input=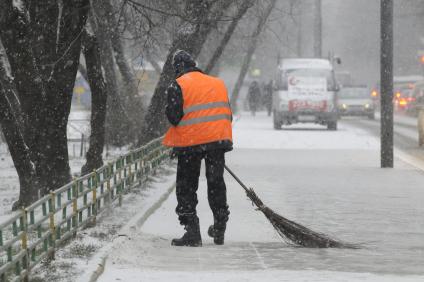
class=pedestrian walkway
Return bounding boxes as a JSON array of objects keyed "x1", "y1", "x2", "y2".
[{"x1": 94, "y1": 114, "x2": 424, "y2": 281}]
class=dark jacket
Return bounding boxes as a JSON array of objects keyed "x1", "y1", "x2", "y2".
[
  {"x1": 248, "y1": 83, "x2": 261, "y2": 107},
  {"x1": 263, "y1": 82, "x2": 273, "y2": 106},
  {"x1": 165, "y1": 67, "x2": 233, "y2": 155}
]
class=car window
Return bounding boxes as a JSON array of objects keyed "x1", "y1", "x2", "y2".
[{"x1": 339, "y1": 88, "x2": 370, "y2": 99}]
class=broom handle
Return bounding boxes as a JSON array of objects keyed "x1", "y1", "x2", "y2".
[{"x1": 224, "y1": 165, "x2": 249, "y2": 193}]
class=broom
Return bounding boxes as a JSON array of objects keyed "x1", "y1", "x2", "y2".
[{"x1": 225, "y1": 165, "x2": 356, "y2": 248}]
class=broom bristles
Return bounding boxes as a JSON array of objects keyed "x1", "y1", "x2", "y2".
[{"x1": 245, "y1": 188, "x2": 357, "y2": 249}]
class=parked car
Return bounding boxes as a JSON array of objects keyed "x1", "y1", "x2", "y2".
[
  {"x1": 337, "y1": 86, "x2": 375, "y2": 119},
  {"x1": 393, "y1": 75, "x2": 423, "y2": 112},
  {"x1": 405, "y1": 80, "x2": 424, "y2": 116}
]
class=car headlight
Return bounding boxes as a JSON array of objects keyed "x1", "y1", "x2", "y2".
[
  {"x1": 364, "y1": 103, "x2": 370, "y2": 109},
  {"x1": 342, "y1": 104, "x2": 347, "y2": 109}
]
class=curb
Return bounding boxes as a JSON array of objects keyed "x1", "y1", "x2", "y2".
[
  {"x1": 80, "y1": 182, "x2": 176, "y2": 282},
  {"x1": 88, "y1": 256, "x2": 107, "y2": 282},
  {"x1": 395, "y1": 148, "x2": 424, "y2": 172}
]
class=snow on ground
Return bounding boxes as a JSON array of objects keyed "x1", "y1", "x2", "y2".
[
  {"x1": 376, "y1": 111, "x2": 418, "y2": 128},
  {"x1": 67, "y1": 105, "x2": 90, "y2": 140},
  {"x1": 233, "y1": 113, "x2": 379, "y2": 150},
  {"x1": 353, "y1": 112, "x2": 418, "y2": 143},
  {"x1": 0, "y1": 106, "x2": 123, "y2": 219},
  {"x1": 31, "y1": 164, "x2": 177, "y2": 282},
  {"x1": 96, "y1": 112, "x2": 424, "y2": 282},
  {"x1": 98, "y1": 269, "x2": 424, "y2": 282}
]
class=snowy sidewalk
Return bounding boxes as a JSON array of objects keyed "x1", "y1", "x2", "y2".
[{"x1": 94, "y1": 113, "x2": 424, "y2": 282}]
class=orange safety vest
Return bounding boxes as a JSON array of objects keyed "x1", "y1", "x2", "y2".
[{"x1": 163, "y1": 71, "x2": 233, "y2": 148}]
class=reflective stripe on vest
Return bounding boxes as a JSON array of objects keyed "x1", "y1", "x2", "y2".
[
  {"x1": 178, "y1": 114, "x2": 232, "y2": 126},
  {"x1": 183, "y1": 101, "x2": 231, "y2": 114}
]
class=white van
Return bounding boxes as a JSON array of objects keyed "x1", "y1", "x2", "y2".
[{"x1": 273, "y1": 58, "x2": 339, "y2": 130}]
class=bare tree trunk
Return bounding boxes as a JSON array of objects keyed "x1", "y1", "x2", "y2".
[
  {"x1": 90, "y1": 1, "x2": 131, "y2": 146},
  {"x1": 230, "y1": 0, "x2": 277, "y2": 113},
  {"x1": 108, "y1": 23, "x2": 144, "y2": 144},
  {"x1": 38, "y1": 0, "x2": 90, "y2": 194},
  {"x1": 110, "y1": 33, "x2": 139, "y2": 99},
  {"x1": 81, "y1": 31, "x2": 107, "y2": 175},
  {"x1": 22, "y1": 0, "x2": 90, "y2": 193},
  {"x1": 0, "y1": 42, "x2": 25, "y2": 129},
  {"x1": 193, "y1": 0, "x2": 234, "y2": 57},
  {"x1": 0, "y1": 90, "x2": 38, "y2": 209},
  {"x1": 0, "y1": 0, "x2": 89, "y2": 206},
  {"x1": 0, "y1": 53, "x2": 38, "y2": 210},
  {"x1": 204, "y1": 0, "x2": 253, "y2": 74},
  {"x1": 0, "y1": 1, "x2": 48, "y2": 199},
  {"x1": 101, "y1": 0, "x2": 140, "y2": 101},
  {"x1": 94, "y1": 0, "x2": 148, "y2": 145}
]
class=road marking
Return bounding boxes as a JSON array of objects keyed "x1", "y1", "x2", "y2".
[{"x1": 249, "y1": 242, "x2": 267, "y2": 270}]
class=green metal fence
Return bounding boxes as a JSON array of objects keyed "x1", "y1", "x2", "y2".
[{"x1": 0, "y1": 138, "x2": 170, "y2": 282}]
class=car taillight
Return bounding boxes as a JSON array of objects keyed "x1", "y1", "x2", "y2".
[{"x1": 399, "y1": 99, "x2": 407, "y2": 106}]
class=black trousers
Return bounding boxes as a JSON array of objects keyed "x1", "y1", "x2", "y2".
[{"x1": 176, "y1": 149, "x2": 229, "y2": 226}]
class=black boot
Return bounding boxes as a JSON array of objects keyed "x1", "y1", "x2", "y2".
[
  {"x1": 172, "y1": 217, "x2": 202, "y2": 247},
  {"x1": 208, "y1": 223, "x2": 226, "y2": 245}
]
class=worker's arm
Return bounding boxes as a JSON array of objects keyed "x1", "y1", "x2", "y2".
[{"x1": 165, "y1": 81, "x2": 184, "y2": 126}]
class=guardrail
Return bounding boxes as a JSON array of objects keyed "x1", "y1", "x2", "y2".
[{"x1": 0, "y1": 137, "x2": 170, "y2": 282}]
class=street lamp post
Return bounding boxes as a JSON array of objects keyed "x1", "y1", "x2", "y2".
[
  {"x1": 380, "y1": 0, "x2": 394, "y2": 168},
  {"x1": 314, "y1": 0, "x2": 322, "y2": 58}
]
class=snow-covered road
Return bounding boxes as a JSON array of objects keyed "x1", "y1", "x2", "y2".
[{"x1": 96, "y1": 113, "x2": 424, "y2": 282}]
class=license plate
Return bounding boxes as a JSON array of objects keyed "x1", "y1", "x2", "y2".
[{"x1": 298, "y1": 115, "x2": 316, "y2": 121}]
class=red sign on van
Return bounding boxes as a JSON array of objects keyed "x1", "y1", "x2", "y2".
[{"x1": 289, "y1": 100, "x2": 327, "y2": 111}]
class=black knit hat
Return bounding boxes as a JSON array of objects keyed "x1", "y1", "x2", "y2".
[{"x1": 172, "y1": 50, "x2": 196, "y2": 70}]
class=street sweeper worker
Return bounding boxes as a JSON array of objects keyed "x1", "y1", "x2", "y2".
[{"x1": 163, "y1": 50, "x2": 233, "y2": 247}]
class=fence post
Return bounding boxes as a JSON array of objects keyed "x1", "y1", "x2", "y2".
[
  {"x1": 118, "y1": 158, "x2": 123, "y2": 207},
  {"x1": 123, "y1": 157, "x2": 127, "y2": 190},
  {"x1": 80, "y1": 134, "x2": 84, "y2": 157},
  {"x1": 72, "y1": 180, "x2": 78, "y2": 236},
  {"x1": 139, "y1": 158, "x2": 144, "y2": 186},
  {"x1": 48, "y1": 192, "x2": 56, "y2": 259},
  {"x1": 21, "y1": 209, "x2": 29, "y2": 282},
  {"x1": 128, "y1": 153, "x2": 133, "y2": 189},
  {"x1": 107, "y1": 163, "x2": 112, "y2": 204},
  {"x1": 92, "y1": 171, "x2": 98, "y2": 225}
]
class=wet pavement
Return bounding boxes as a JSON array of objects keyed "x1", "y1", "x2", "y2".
[{"x1": 98, "y1": 114, "x2": 424, "y2": 281}]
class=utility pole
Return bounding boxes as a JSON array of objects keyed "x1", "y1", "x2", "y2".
[
  {"x1": 297, "y1": 0, "x2": 303, "y2": 57},
  {"x1": 313, "y1": 0, "x2": 322, "y2": 58},
  {"x1": 380, "y1": 0, "x2": 394, "y2": 168}
]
